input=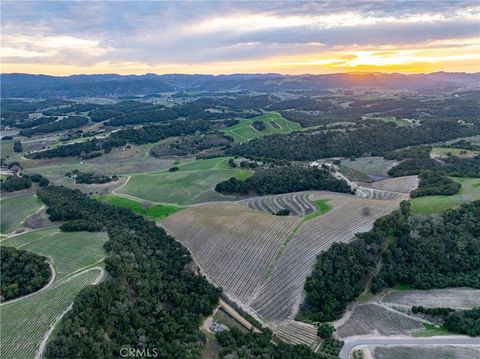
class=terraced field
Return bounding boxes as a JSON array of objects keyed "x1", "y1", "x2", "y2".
[
  {"x1": 0, "y1": 228, "x2": 107, "y2": 358},
  {"x1": 221, "y1": 113, "x2": 301, "y2": 143},
  {"x1": 380, "y1": 288, "x2": 480, "y2": 309},
  {"x1": 336, "y1": 304, "x2": 423, "y2": 338},
  {"x1": 162, "y1": 189, "x2": 406, "y2": 346},
  {"x1": 0, "y1": 193, "x2": 44, "y2": 234},
  {"x1": 243, "y1": 192, "x2": 317, "y2": 216}
]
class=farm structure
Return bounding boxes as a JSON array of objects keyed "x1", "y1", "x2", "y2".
[{"x1": 162, "y1": 188, "x2": 407, "y2": 347}]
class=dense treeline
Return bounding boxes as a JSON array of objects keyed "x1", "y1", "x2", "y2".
[
  {"x1": 279, "y1": 110, "x2": 342, "y2": 128},
  {"x1": 215, "y1": 166, "x2": 351, "y2": 196},
  {"x1": 0, "y1": 246, "x2": 51, "y2": 301},
  {"x1": 301, "y1": 201, "x2": 480, "y2": 322},
  {"x1": 150, "y1": 133, "x2": 231, "y2": 157},
  {"x1": 65, "y1": 170, "x2": 118, "y2": 184},
  {"x1": 14, "y1": 116, "x2": 58, "y2": 129},
  {"x1": 0, "y1": 173, "x2": 49, "y2": 192},
  {"x1": 19, "y1": 116, "x2": 89, "y2": 137},
  {"x1": 26, "y1": 120, "x2": 217, "y2": 160},
  {"x1": 412, "y1": 306, "x2": 480, "y2": 337},
  {"x1": 195, "y1": 94, "x2": 277, "y2": 110},
  {"x1": 372, "y1": 201, "x2": 480, "y2": 292},
  {"x1": 443, "y1": 308, "x2": 480, "y2": 336},
  {"x1": 216, "y1": 328, "x2": 342, "y2": 359},
  {"x1": 388, "y1": 154, "x2": 480, "y2": 178},
  {"x1": 228, "y1": 121, "x2": 477, "y2": 161},
  {"x1": 410, "y1": 171, "x2": 461, "y2": 198},
  {"x1": 299, "y1": 203, "x2": 409, "y2": 322},
  {"x1": 37, "y1": 186, "x2": 220, "y2": 358}
]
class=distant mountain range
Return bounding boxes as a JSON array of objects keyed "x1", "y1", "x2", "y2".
[{"x1": 1, "y1": 72, "x2": 479, "y2": 98}]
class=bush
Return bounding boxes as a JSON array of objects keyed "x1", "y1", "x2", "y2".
[{"x1": 317, "y1": 323, "x2": 334, "y2": 338}]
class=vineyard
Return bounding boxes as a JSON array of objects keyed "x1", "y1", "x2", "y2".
[
  {"x1": 373, "y1": 346, "x2": 480, "y2": 359},
  {"x1": 242, "y1": 192, "x2": 317, "y2": 216},
  {"x1": 162, "y1": 188, "x2": 406, "y2": 346},
  {"x1": 0, "y1": 269, "x2": 102, "y2": 359},
  {"x1": 0, "y1": 227, "x2": 107, "y2": 358},
  {"x1": 380, "y1": 288, "x2": 480, "y2": 309},
  {"x1": 336, "y1": 303, "x2": 423, "y2": 338},
  {"x1": 356, "y1": 175, "x2": 419, "y2": 194}
]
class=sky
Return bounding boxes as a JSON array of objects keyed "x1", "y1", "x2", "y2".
[{"x1": 1, "y1": 1, "x2": 479, "y2": 75}]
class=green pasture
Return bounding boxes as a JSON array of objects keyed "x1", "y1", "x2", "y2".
[
  {"x1": 116, "y1": 157, "x2": 251, "y2": 205},
  {"x1": 0, "y1": 193, "x2": 43, "y2": 234},
  {"x1": 431, "y1": 147, "x2": 478, "y2": 158},
  {"x1": 222, "y1": 112, "x2": 301, "y2": 143},
  {"x1": 92, "y1": 194, "x2": 182, "y2": 220},
  {"x1": 410, "y1": 177, "x2": 480, "y2": 215},
  {"x1": 304, "y1": 199, "x2": 332, "y2": 221}
]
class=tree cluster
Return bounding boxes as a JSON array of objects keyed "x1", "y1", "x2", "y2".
[
  {"x1": 410, "y1": 171, "x2": 461, "y2": 198},
  {"x1": 19, "y1": 116, "x2": 89, "y2": 137},
  {"x1": 0, "y1": 246, "x2": 51, "y2": 301},
  {"x1": 65, "y1": 170, "x2": 117, "y2": 184},
  {"x1": 215, "y1": 166, "x2": 351, "y2": 196},
  {"x1": 36, "y1": 186, "x2": 221, "y2": 358}
]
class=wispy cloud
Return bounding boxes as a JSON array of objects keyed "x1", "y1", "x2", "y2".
[{"x1": 1, "y1": 1, "x2": 479, "y2": 74}]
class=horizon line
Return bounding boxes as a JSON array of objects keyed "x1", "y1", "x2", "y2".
[{"x1": 2, "y1": 70, "x2": 480, "y2": 78}]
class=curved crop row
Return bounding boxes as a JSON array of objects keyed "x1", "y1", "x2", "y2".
[{"x1": 243, "y1": 192, "x2": 317, "y2": 216}]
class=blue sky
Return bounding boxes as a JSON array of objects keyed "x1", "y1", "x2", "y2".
[{"x1": 1, "y1": 1, "x2": 479, "y2": 74}]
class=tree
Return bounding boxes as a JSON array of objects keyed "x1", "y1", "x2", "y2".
[
  {"x1": 13, "y1": 141, "x2": 22, "y2": 153},
  {"x1": 317, "y1": 323, "x2": 334, "y2": 339}
]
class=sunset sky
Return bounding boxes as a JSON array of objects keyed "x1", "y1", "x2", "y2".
[{"x1": 1, "y1": 1, "x2": 479, "y2": 75}]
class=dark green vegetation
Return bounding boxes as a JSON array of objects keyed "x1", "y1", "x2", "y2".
[
  {"x1": 412, "y1": 306, "x2": 480, "y2": 337},
  {"x1": 300, "y1": 201, "x2": 480, "y2": 322},
  {"x1": 0, "y1": 246, "x2": 51, "y2": 302},
  {"x1": 14, "y1": 116, "x2": 58, "y2": 129},
  {"x1": 65, "y1": 170, "x2": 118, "y2": 184},
  {"x1": 386, "y1": 145, "x2": 480, "y2": 178},
  {"x1": 37, "y1": 186, "x2": 220, "y2": 358},
  {"x1": 252, "y1": 120, "x2": 266, "y2": 131},
  {"x1": 411, "y1": 171, "x2": 461, "y2": 198},
  {"x1": 19, "y1": 116, "x2": 89, "y2": 137},
  {"x1": 228, "y1": 121, "x2": 476, "y2": 161},
  {"x1": 317, "y1": 323, "x2": 334, "y2": 339},
  {"x1": 216, "y1": 328, "x2": 342, "y2": 359},
  {"x1": 27, "y1": 120, "x2": 217, "y2": 160},
  {"x1": 0, "y1": 173, "x2": 49, "y2": 192},
  {"x1": 92, "y1": 194, "x2": 182, "y2": 220},
  {"x1": 215, "y1": 166, "x2": 351, "y2": 196},
  {"x1": 150, "y1": 133, "x2": 232, "y2": 157},
  {"x1": 13, "y1": 140, "x2": 22, "y2": 153}
]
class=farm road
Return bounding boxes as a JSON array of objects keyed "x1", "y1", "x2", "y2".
[{"x1": 340, "y1": 336, "x2": 480, "y2": 359}]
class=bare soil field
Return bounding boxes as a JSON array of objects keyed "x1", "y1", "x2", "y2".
[
  {"x1": 337, "y1": 304, "x2": 424, "y2": 338},
  {"x1": 372, "y1": 345, "x2": 480, "y2": 359},
  {"x1": 379, "y1": 288, "x2": 480, "y2": 309},
  {"x1": 356, "y1": 175, "x2": 419, "y2": 194},
  {"x1": 162, "y1": 189, "x2": 406, "y2": 346}
]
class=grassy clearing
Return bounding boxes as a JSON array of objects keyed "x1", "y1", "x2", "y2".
[
  {"x1": 116, "y1": 157, "x2": 251, "y2": 205},
  {"x1": 363, "y1": 116, "x2": 413, "y2": 127},
  {"x1": 431, "y1": 147, "x2": 478, "y2": 158},
  {"x1": 340, "y1": 157, "x2": 397, "y2": 181},
  {"x1": 1, "y1": 227, "x2": 108, "y2": 279},
  {"x1": 410, "y1": 177, "x2": 480, "y2": 215},
  {"x1": 222, "y1": 112, "x2": 301, "y2": 143},
  {"x1": 303, "y1": 199, "x2": 332, "y2": 221},
  {"x1": 1, "y1": 139, "x2": 15, "y2": 157},
  {"x1": 92, "y1": 194, "x2": 182, "y2": 220},
  {"x1": 0, "y1": 193, "x2": 43, "y2": 234},
  {"x1": 412, "y1": 322, "x2": 452, "y2": 337}
]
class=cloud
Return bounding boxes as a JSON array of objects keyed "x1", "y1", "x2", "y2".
[{"x1": 1, "y1": 1, "x2": 479, "y2": 74}]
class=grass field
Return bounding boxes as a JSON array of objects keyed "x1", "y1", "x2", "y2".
[
  {"x1": 222, "y1": 113, "x2": 301, "y2": 143},
  {"x1": 92, "y1": 194, "x2": 182, "y2": 220},
  {"x1": 363, "y1": 116, "x2": 413, "y2": 127},
  {"x1": 303, "y1": 199, "x2": 331, "y2": 221},
  {"x1": 1, "y1": 227, "x2": 108, "y2": 279},
  {"x1": 431, "y1": 147, "x2": 478, "y2": 158},
  {"x1": 0, "y1": 227, "x2": 107, "y2": 358},
  {"x1": 0, "y1": 193, "x2": 43, "y2": 234},
  {"x1": 116, "y1": 157, "x2": 251, "y2": 205},
  {"x1": 1, "y1": 139, "x2": 15, "y2": 157},
  {"x1": 410, "y1": 177, "x2": 480, "y2": 215}
]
